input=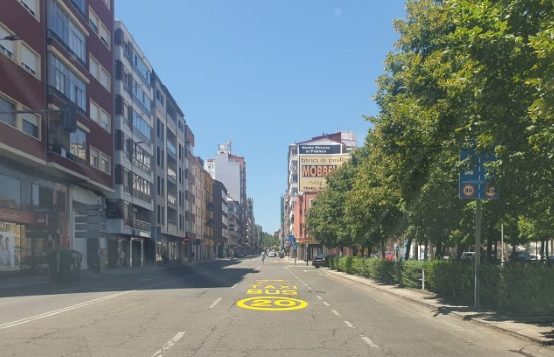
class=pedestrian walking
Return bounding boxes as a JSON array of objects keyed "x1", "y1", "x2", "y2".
[{"x1": 261, "y1": 251, "x2": 266, "y2": 264}]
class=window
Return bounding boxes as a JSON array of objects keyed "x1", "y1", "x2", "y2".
[
  {"x1": 133, "y1": 54, "x2": 150, "y2": 85},
  {"x1": 89, "y1": 7, "x2": 111, "y2": 47},
  {"x1": 88, "y1": 8, "x2": 99, "y2": 33},
  {"x1": 90, "y1": 146, "x2": 99, "y2": 168},
  {"x1": 0, "y1": 94, "x2": 41, "y2": 139},
  {"x1": 0, "y1": 96, "x2": 16, "y2": 126},
  {"x1": 89, "y1": 100, "x2": 111, "y2": 132},
  {"x1": 0, "y1": 25, "x2": 15, "y2": 59},
  {"x1": 48, "y1": 53, "x2": 86, "y2": 110},
  {"x1": 89, "y1": 55, "x2": 111, "y2": 92},
  {"x1": 0, "y1": 174, "x2": 21, "y2": 209},
  {"x1": 132, "y1": 112, "x2": 151, "y2": 140},
  {"x1": 101, "y1": 0, "x2": 110, "y2": 10},
  {"x1": 19, "y1": 0, "x2": 39, "y2": 18},
  {"x1": 47, "y1": 0, "x2": 86, "y2": 61},
  {"x1": 157, "y1": 176, "x2": 161, "y2": 195},
  {"x1": 21, "y1": 115, "x2": 39, "y2": 138},
  {"x1": 0, "y1": 24, "x2": 41, "y2": 80},
  {"x1": 100, "y1": 153, "x2": 110, "y2": 174},
  {"x1": 19, "y1": 43, "x2": 39, "y2": 77},
  {"x1": 69, "y1": 0, "x2": 85, "y2": 13},
  {"x1": 70, "y1": 128, "x2": 87, "y2": 161}
]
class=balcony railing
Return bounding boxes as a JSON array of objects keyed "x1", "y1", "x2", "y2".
[
  {"x1": 132, "y1": 190, "x2": 152, "y2": 203},
  {"x1": 133, "y1": 219, "x2": 151, "y2": 232}
]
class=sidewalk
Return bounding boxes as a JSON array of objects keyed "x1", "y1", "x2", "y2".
[{"x1": 324, "y1": 268, "x2": 554, "y2": 346}]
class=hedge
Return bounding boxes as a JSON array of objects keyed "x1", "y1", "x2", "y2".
[{"x1": 328, "y1": 256, "x2": 554, "y2": 314}]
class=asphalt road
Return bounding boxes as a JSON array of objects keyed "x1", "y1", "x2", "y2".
[{"x1": 0, "y1": 258, "x2": 552, "y2": 357}]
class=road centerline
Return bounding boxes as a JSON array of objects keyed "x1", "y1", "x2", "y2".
[
  {"x1": 209, "y1": 298, "x2": 222, "y2": 309},
  {"x1": 151, "y1": 331, "x2": 185, "y2": 357}
]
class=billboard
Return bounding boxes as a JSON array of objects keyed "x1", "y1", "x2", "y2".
[{"x1": 298, "y1": 154, "x2": 350, "y2": 192}]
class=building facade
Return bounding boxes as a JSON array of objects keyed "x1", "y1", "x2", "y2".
[
  {"x1": 106, "y1": 20, "x2": 153, "y2": 268},
  {"x1": 151, "y1": 72, "x2": 188, "y2": 263},
  {"x1": 283, "y1": 132, "x2": 356, "y2": 258},
  {"x1": 0, "y1": 0, "x2": 116, "y2": 272},
  {"x1": 204, "y1": 142, "x2": 248, "y2": 255}
]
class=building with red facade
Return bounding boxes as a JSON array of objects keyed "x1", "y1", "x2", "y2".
[{"x1": 0, "y1": 0, "x2": 114, "y2": 273}]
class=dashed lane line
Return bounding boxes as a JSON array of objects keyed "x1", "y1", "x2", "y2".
[
  {"x1": 209, "y1": 298, "x2": 222, "y2": 309},
  {"x1": 322, "y1": 301, "x2": 330, "y2": 307},
  {"x1": 231, "y1": 283, "x2": 238, "y2": 289},
  {"x1": 344, "y1": 320, "x2": 355, "y2": 328},
  {"x1": 151, "y1": 331, "x2": 185, "y2": 357},
  {"x1": 316, "y1": 296, "x2": 323, "y2": 300},
  {"x1": 331, "y1": 309, "x2": 341, "y2": 317},
  {"x1": 360, "y1": 335, "x2": 380, "y2": 349}
]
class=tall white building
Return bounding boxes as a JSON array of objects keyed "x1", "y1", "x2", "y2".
[
  {"x1": 106, "y1": 21, "x2": 154, "y2": 268},
  {"x1": 204, "y1": 143, "x2": 248, "y2": 253}
]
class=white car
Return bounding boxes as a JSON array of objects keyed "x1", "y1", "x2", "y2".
[{"x1": 268, "y1": 251, "x2": 277, "y2": 257}]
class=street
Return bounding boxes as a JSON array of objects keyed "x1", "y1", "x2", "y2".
[{"x1": 0, "y1": 258, "x2": 552, "y2": 357}]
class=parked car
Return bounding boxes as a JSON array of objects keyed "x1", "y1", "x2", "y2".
[
  {"x1": 460, "y1": 252, "x2": 476, "y2": 261},
  {"x1": 510, "y1": 251, "x2": 532, "y2": 262},
  {"x1": 268, "y1": 251, "x2": 277, "y2": 257},
  {"x1": 312, "y1": 254, "x2": 330, "y2": 268}
]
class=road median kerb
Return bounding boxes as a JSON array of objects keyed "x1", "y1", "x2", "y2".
[{"x1": 323, "y1": 268, "x2": 551, "y2": 346}]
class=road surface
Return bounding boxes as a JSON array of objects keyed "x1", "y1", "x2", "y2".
[{"x1": 0, "y1": 258, "x2": 552, "y2": 356}]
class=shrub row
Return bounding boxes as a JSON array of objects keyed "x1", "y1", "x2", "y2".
[{"x1": 328, "y1": 256, "x2": 554, "y2": 314}]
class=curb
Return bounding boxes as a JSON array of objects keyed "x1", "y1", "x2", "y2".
[{"x1": 323, "y1": 268, "x2": 549, "y2": 346}]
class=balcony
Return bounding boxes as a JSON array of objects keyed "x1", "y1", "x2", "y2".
[
  {"x1": 133, "y1": 219, "x2": 151, "y2": 232},
  {"x1": 132, "y1": 190, "x2": 152, "y2": 203}
]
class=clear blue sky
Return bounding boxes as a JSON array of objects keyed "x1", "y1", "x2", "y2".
[{"x1": 116, "y1": 0, "x2": 406, "y2": 234}]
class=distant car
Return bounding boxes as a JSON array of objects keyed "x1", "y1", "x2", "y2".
[
  {"x1": 460, "y1": 252, "x2": 476, "y2": 261},
  {"x1": 511, "y1": 251, "x2": 532, "y2": 262},
  {"x1": 312, "y1": 254, "x2": 330, "y2": 268},
  {"x1": 268, "y1": 251, "x2": 277, "y2": 257},
  {"x1": 546, "y1": 256, "x2": 554, "y2": 264}
]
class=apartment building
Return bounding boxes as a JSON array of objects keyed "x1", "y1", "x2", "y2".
[
  {"x1": 204, "y1": 142, "x2": 247, "y2": 255},
  {"x1": 105, "y1": 20, "x2": 154, "y2": 268},
  {"x1": 151, "y1": 72, "x2": 188, "y2": 263},
  {"x1": 283, "y1": 132, "x2": 356, "y2": 258},
  {"x1": 212, "y1": 180, "x2": 228, "y2": 258},
  {"x1": 0, "y1": 0, "x2": 115, "y2": 272}
]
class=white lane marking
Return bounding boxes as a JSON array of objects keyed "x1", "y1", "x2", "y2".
[
  {"x1": 0, "y1": 290, "x2": 136, "y2": 330},
  {"x1": 344, "y1": 320, "x2": 355, "y2": 328},
  {"x1": 322, "y1": 301, "x2": 330, "y2": 307},
  {"x1": 316, "y1": 296, "x2": 323, "y2": 300},
  {"x1": 331, "y1": 309, "x2": 341, "y2": 317},
  {"x1": 307, "y1": 287, "x2": 312, "y2": 291},
  {"x1": 209, "y1": 298, "x2": 222, "y2": 309},
  {"x1": 360, "y1": 335, "x2": 379, "y2": 349},
  {"x1": 231, "y1": 283, "x2": 238, "y2": 289},
  {"x1": 151, "y1": 331, "x2": 185, "y2": 357}
]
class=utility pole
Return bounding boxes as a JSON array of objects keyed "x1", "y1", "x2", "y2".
[
  {"x1": 474, "y1": 200, "x2": 482, "y2": 310},
  {"x1": 500, "y1": 223, "x2": 504, "y2": 266}
]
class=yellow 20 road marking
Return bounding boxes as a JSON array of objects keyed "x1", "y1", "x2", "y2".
[{"x1": 236, "y1": 296, "x2": 308, "y2": 311}]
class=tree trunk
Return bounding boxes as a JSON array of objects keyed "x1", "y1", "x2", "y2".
[
  {"x1": 512, "y1": 243, "x2": 516, "y2": 257},
  {"x1": 486, "y1": 240, "x2": 492, "y2": 259},
  {"x1": 405, "y1": 237, "x2": 413, "y2": 260},
  {"x1": 436, "y1": 237, "x2": 443, "y2": 260},
  {"x1": 380, "y1": 240, "x2": 385, "y2": 259},
  {"x1": 540, "y1": 239, "x2": 545, "y2": 260},
  {"x1": 424, "y1": 241, "x2": 428, "y2": 260},
  {"x1": 493, "y1": 241, "x2": 498, "y2": 259},
  {"x1": 546, "y1": 239, "x2": 549, "y2": 258}
]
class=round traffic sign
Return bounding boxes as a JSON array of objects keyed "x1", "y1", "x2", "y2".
[
  {"x1": 485, "y1": 185, "x2": 496, "y2": 198},
  {"x1": 462, "y1": 184, "x2": 476, "y2": 197}
]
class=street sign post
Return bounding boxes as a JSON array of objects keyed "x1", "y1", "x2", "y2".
[{"x1": 459, "y1": 148, "x2": 498, "y2": 310}]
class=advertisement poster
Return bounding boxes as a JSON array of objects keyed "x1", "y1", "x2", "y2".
[
  {"x1": 298, "y1": 154, "x2": 350, "y2": 192},
  {"x1": 0, "y1": 231, "x2": 17, "y2": 271}
]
